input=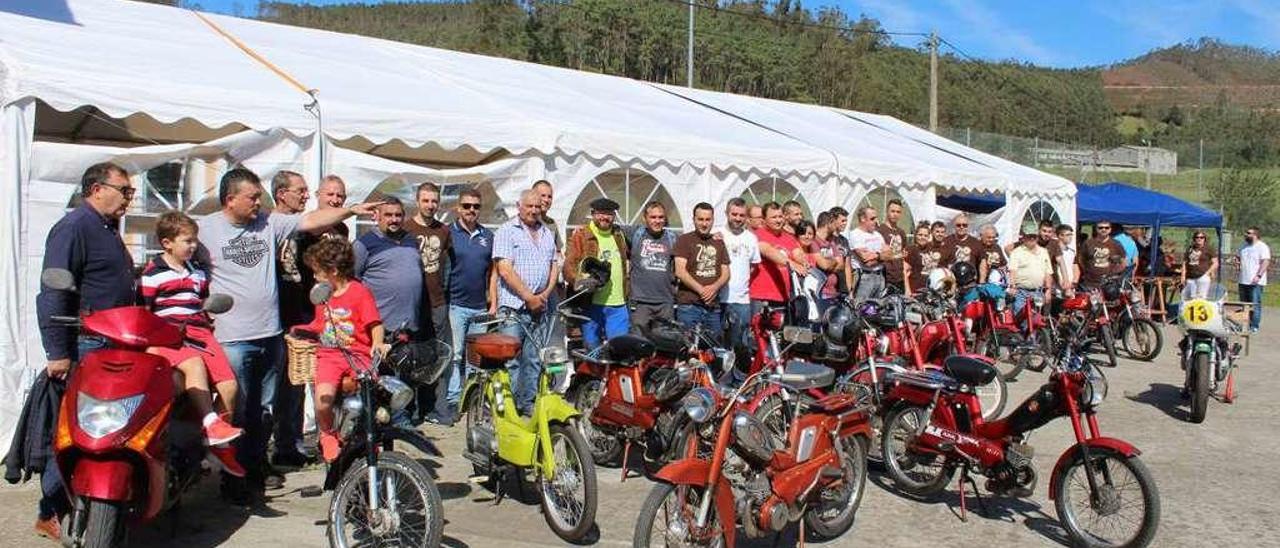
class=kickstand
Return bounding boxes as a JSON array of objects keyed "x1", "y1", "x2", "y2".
[
  {"x1": 620, "y1": 440, "x2": 632, "y2": 483},
  {"x1": 956, "y1": 465, "x2": 987, "y2": 522}
]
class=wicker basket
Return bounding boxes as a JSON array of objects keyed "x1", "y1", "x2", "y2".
[{"x1": 286, "y1": 336, "x2": 317, "y2": 386}]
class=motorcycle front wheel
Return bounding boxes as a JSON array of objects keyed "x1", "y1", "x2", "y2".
[
  {"x1": 538, "y1": 423, "x2": 598, "y2": 542},
  {"x1": 633, "y1": 482, "x2": 727, "y2": 548},
  {"x1": 803, "y1": 436, "x2": 868, "y2": 540},
  {"x1": 1051, "y1": 447, "x2": 1160, "y2": 548},
  {"x1": 328, "y1": 450, "x2": 444, "y2": 548},
  {"x1": 974, "y1": 373, "x2": 1008, "y2": 421},
  {"x1": 1189, "y1": 353, "x2": 1211, "y2": 424},
  {"x1": 80, "y1": 499, "x2": 125, "y2": 548},
  {"x1": 566, "y1": 379, "x2": 624, "y2": 465},
  {"x1": 881, "y1": 405, "x2": 955, "y2": 497},
  {"x1": 1121, "y1": 319, "x2": 1163, "y2": 361}
]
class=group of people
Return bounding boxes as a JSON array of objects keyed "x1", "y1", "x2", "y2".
[{"x1": 18, "y1": 161, "x2": 1273, "y2": 542}]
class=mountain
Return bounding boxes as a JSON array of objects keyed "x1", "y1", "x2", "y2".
[{"x1": 1103, "y1": 38, "x2": 1280, "y2": 113}]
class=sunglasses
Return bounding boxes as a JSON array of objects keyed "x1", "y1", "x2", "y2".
[
  {"x1": 955, "y1": 223, "x2": 969, "y2": 228},
  {"x1": 1194, "y1": 235, "x2": 1206, "y2": 239},
  {"x1": 98, "y1": 182, "x2": 136, "y2": 199},
  {"x1": 459, "y1": 203, "x2": 481, "y2": 210}
]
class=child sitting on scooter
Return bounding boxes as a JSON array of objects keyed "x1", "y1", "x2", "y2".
[
  {"x1": 289, "y1": 237, "x2": 387, "y2": 462},
  {"x1": 140, "y1": 212, "x2": 244, "y2": 477}
]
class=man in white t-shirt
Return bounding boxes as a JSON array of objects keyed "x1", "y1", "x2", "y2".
[
  {"x1": 715, "y1": 198, "x2": 760, "y2": 376},
  {"x1": 849, "y1": 206, "x2": 887, "y2": 303},
  {"x1": 1237, "y1": 226, "x2": 1271, "y2": 332}
]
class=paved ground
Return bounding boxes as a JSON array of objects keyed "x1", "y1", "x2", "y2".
[{"x1": 4, "y1": 316, "x2": 1280, "y2": 548}]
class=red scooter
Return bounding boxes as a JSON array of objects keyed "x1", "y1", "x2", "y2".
[
  {"x1": 43, "y1": 269, "x2": 233, "y2": 548},
  {"x1": 879, "y1": 319, "x2": 1161, "y2": 547},
  {"x1": 633, "y1": 361, "x2": 871, "y2": 547},
  {"x1": 961, "y1": 284, "x2": 1053, "y2": 381}
]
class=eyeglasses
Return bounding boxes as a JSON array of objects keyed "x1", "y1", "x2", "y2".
[
  {"x1": 955, "y1": 223, "x2": 969, "y2": 228},
  {"x1": 459, "y1": 203, "x2": 481, "y2": 210},
  {"x1": 98, "y1": 182, "x2": 136, "y2": 199}
]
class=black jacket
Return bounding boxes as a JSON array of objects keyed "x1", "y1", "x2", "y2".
[{"x1": 4, "y1": 375, "x2": 65, "y2": 484}]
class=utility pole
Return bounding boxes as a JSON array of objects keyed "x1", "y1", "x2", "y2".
[
  {"x1": 686, "y1": 0, "x2": 695, "y2": 88},
  {"x1": 1197, "y1": 138, "x2": 1204, "y2": 200},
  {"x1": 929, "y1": 31, "x2": 939, "y2": 132}
]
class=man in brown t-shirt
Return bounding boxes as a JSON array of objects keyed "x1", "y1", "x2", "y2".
[
  {"x1": 674, "y1": 203, "x2": 730, "y2": 345},
  {"x1": 878, "y1": 199, "x2": 909, "y2": 294},
  {"x1": 1077, "y1": 221, "x2": 1125, "y2": 288},
  {"x1": 404, "y1": 181, "x2": 454, "y2": 424},
  {"x1": 978, "y1": 224, "x2": 1008, "y2": 284},
  {"x1": 945, "y1": 213, "x2": 983, "y2": 270}
]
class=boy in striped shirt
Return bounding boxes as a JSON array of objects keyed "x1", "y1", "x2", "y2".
[{"x1": 140, "y1": 212, "x2": 244, "y2": 477}]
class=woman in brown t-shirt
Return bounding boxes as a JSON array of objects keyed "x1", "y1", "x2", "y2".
[{"x1": 1181, "y1": 231, "x2": 1219, "y2": 299}]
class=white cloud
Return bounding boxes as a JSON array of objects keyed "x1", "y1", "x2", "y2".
[
  {"x1": 854, "y1": 0, "x2": 925, "y2": 32},
  {"x1": 1229, "y1": 0, "x2": 1280, "y2": 46},
  {"x1": 939, "y1": 0, "x2": 1058, "y2": 64}
]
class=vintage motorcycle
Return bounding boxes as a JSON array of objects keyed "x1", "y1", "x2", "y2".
[
  {"x1": 461, "y1": 299, "x2": 598, "y2": 542},
  {"x1": 634, "y1": 360, "x2": 871, "y2": 547},
  {"x1": 296, "y1": 283, "x2": 446, "y2": 548},
  {"x1": 1175, "y1": 283, "x2": 1242, "y2": 423},
  {"x1": 962, "y1": 283, "x2": 1054, "y2": 381},
  {"x1": 42, "y1": 269, "x2": 235, "y2": 548},
  {"x1": 1102, "y1": 276, "x2": 1164, "y2": 362},
  {"x1": 879, "y1": 316, "x2": 1161, "y2": 547}
]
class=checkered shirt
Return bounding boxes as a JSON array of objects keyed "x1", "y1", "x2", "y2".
[{"x1": 493, "y1": 217, "x2": 557, "y2": 310}]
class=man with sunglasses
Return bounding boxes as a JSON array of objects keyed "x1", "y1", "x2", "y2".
[
  {"x1": 33, "y1": 162, "x2": 137, "y2": 540},
  {"x1": 849, "y1": 206, "x2": 887, "y2": 303},
  {"x1": 945, "y1": 213, "x2": 983, "y2": 270},
  {"x1": 1077, "y1": 221, "x2": 1125, "y2": 290},
  {"x1": 1236, "y1": 226, "x2": 1270, "y2": 332},
  {"x1": 441, "y1": 188, "x2": 495, "y2": 422}
]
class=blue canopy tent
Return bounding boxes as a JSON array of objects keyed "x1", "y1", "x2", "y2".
[{"x1": 1075, "y1": 182, "x2": 1224, "y2": 277}]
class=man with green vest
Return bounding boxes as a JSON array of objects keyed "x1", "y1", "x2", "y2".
[{"x1": 565, "y1": 197, "x2": 630, "y2": 348}]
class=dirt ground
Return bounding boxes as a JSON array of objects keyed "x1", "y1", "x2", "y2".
[{"x1": 2, "y1": 317, "x2": 1279, "y2": 547}]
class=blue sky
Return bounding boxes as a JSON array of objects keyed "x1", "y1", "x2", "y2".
[{"x1": 191, "y1": 0, "x2": 1280, "y2": 68}]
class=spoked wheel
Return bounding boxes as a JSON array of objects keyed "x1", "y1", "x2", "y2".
[
  {"x1": 464, "y1": 380, "x2": 498, "y2": 484},
  {"x1": 567, "y1": 379, "x2": 623, "y2": 465},
  {"x1": 1095, "y1": 323, "x2": 1120, "y2": 368},
  {"x1": 802, "y1": 436, "x2": 868, "y2": 540},
  {"x1": 751, "y1": 392, "x2": 791, "y2": 449},
  {"x1": 80, "y1": 499, "x2": 124, "y2": 548},
  {"x1": 538, "y1": 423, "x2": 598, "y2": 542},
  {"x1": 976, "y1": 331, "x2": 1025, "y2": 381},
  {"x1": 1121, "y1": 319, "x2": 1163, "y2": 361},
  {"x1": 328, "y1": 451, "x2": 444, "y2": 548},
  {"x1": 633, "y1": 482, "x2": 726, "y2": 547},
  {"x1": 1051, "y1": 447, "x2": 1160, "y2": 548},
  {"x1": 880, "y1": 405, "x2": 955, "y2": 497},
  {"x1": 1189, "y1": 354, "x2": 1211, "y2": 424},
  {"x1": 840, "y1": 365, "x2": 897, "y2": 467},
  {"x1": 974, "y1": 374, "x2": 1008, "y2": 421}
]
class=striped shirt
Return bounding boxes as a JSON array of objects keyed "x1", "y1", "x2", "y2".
[
  {"x1": 140, "y1": 255, "x2": 211, "y2": 327},
  {"x1": 493, "y1": 217, "x2": 556, "y2": 310}
]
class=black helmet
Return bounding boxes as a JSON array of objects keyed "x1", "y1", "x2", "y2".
[
  {"x1": 951, "y1": 261, "x2": 977, "y2": 287},
  {"x1": 821, "y1": 302, "x2": 860, "y2": 345}
]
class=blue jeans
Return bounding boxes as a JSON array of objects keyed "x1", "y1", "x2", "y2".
[
  {"x1": 1239, "y1": 284, "x2": 1265, "y2": 330},
  {"x1": 446, "y1": 304, "x2": 487, "y2": 407},
  {"x1": 222, "y1": 336, "x2": 283, "y2": 483},
  {"x1": 721, "y1": 303, "x2": 752, "y2": 375},
  {"x1": 582, "y1": 304, "x2": 630, "y2": 349},
  {"x1": 1011, "y1": 288, "x2": 1043, "y2": 331},
  {"x1": 39, "y1": 336, "x2": 107, "y2": 519},
  {"x1": 499, "y1": 307, "x2": 551, "y2": 413},
  {"x1": 676, "y1": 304, "x2": 722, "y2": 346}
]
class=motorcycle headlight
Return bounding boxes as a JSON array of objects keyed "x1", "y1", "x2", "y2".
[
  {"x1": 1081, "y1": 372, "x2": 1108, "y2": 408},
  {"x1": 77, "y1": 393, "x2": 144, "y2": 439},
  {"x1": 377, "y1": 376, "x2": 414, "y2": 411},
  {"x1": 681, "y1": 387, "x2": 716, "y2": 423},
  {"x1": 711, "y1": 348, "x2": 735, "y2": 374},
  {"x1": 539, "y1": 346, "x2": 568, "y2": 365}
]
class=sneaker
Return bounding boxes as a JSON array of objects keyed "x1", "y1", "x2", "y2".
[
  {"x1": 208, "y1": 445, "x2": 247, "y2": 478},
  {"x1": 204, "y1": 417, "x2": 243, "y2": 446},
  {"x1": 320, "y1": 431, "x2": 342, "y2": 463},
  {"x1": 263, "y1": 465, "x2": 285, "y2": 491},
  {"x1": 34, "y1": 515, "x2": 60, "y2": 541}
]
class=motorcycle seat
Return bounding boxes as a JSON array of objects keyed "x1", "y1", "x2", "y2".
[
  {"x1": 599, "y1": 334, "x2": 656, "y2": 365},
  {"x1": 942, "y1": 354, "x2": 999, "y2": 387},
  {"x1": 777, "y1": 360, "x2": 835, "y2": 390},
  {"x1": 465, "y1": 333, "x2": 521, "y2": 369}
]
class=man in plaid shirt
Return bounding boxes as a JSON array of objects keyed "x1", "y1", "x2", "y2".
[{"x1": 492, "y1": 189, "x2": 559, "y2": 413}]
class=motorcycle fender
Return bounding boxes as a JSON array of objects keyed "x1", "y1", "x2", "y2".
[
  {"x1": 69, "y1": 458, "x2": 134, "y2": 502},
  {"x1": 384, "y1": 427, "x2": 443, "y2": 457},
  {"x1": 1048, "y1": 438, "x2": 1141, "y2": 500},
  {"x1": 534, "y1": 394, "x2": 581, "y2": 478},
  {"x1": 654, "y1": 459, "x2": 738, "y2": 548}
]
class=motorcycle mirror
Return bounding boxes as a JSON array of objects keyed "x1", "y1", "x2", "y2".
[
  {"x1": 203, "y1": 293, "x2": 234, "y2": 314},
  {"x1": 41, "y1": 268, "x2": 77, "y2": 292},
  {"x1": 310, "y1": 282, "x2": 334, "y2": 305}
]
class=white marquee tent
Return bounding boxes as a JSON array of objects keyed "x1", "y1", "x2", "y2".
[{"x1": 0, "y1": 0, "x2": 1075, "y2": 445}]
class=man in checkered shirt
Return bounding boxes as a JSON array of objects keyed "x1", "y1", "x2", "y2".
[{"x1": 492, "y1": 188, "x2": 560, "y2": 413}]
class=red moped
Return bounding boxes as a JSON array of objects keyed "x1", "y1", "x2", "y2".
[{"x1": 43, "y1": 269, "x2": 233, "y2": 548}]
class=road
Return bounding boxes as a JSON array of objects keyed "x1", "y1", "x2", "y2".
[{"x1": 3, "y1": 318, "x2": 1279, "y2": 547}]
